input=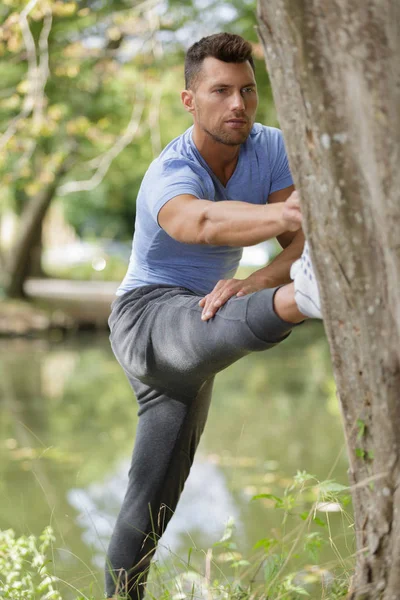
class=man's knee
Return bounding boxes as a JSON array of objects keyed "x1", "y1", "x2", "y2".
[{"x1": 245, "y1": 289, "x2": 294, "y2": 346}]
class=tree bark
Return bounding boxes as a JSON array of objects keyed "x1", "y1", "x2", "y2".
[
  {"x1": 256, "y1": 1, "x2": 400, "y2": 598},
  {"x1": 6, "y1": 158, "x2": 73, "y2": 298},
  {"x1": 28, "y1": 221, "x2": 45, "y2": 278}
]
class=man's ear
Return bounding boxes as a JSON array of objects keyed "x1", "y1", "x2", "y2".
[{"x1": 181, "y1": 89, "x2": 195, "y2": 114}]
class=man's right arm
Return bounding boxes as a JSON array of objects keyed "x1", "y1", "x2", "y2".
[{"x1": 158, "y1": 192, "x2": 302, "y2": 247}]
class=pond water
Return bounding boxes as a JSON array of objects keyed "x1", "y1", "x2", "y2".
[{"x1": 0, "y1": 322, "x2": 353, "y2": 599}]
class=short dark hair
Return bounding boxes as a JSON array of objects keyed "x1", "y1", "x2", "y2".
[{"x1": 185, "y1": 32, "x2": 255, "y2": 90}]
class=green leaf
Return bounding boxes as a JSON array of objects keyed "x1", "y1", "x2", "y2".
[
  {"x1": 355, "y1": 448, "x2": 366, "y2": 458},
  {"x1": 356, "y1": 419, "x2": 366, "y2": 439},
  {"x1": 253, "y1": 537, "x2": 277, "y2": 552},
  {"x1": 319, "y1": 480, "x2": 349, "y2": 498},
  {"x1": 215, "y1": 516, "x2": 236, "y2": 544},
  {"x1": 304, "y1": 532, "x2": 324, "y2": 562},
  {"x1": 341, "y1": 494, "x2": 352, "y2": 506},
  {"x1": 295, "y1": 587, "x2": 311, "y2": 596},
  {"x1": 294, "y1": 470, "x2": 316, "y2": 485},
  {"x1": 313, "y1": 516, "x2": 327, "y2": 528},
  {"x1": 264, "y1": 554, "x2": 280, "y2": 583},
  {"x1": 251, "y1": 493, "x2": 284, "y2": 508},
  {"x1": 231, "y1": 559, "x2": 251, "y2": 568}
]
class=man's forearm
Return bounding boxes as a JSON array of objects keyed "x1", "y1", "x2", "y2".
[
  {"x1": 159, "y1": 191, "x2": 302, "y2": 246},
  {"x1": 200, "y1": 200, "x2": 290, "y2": 246},
  {"x1": 249, "y1": 230, "x2": 305, "y2": 287}
]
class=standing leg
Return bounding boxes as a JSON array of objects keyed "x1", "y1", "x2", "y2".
[{"x1": 105, "y1": 376, "x2": 214, "y2": 600}]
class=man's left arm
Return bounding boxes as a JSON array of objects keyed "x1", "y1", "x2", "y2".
[{"x1": 199, "y1": 185, "x2": 304, "y2": 320}]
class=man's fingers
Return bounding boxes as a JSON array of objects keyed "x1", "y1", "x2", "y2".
[
  {"x1": 201, "y1": 279, "x2": 247, "y2": 320},
  {"x1": 201, "y1": 292, "x2": 217, "y2": 320},
  {"x1": 287, "y1": 190, "x2": 300, "y2": 208},
  {"x1": 236, "y1": 288, "x2": 249, "y2": 297},
  {"x1": 282, "y1": 205, "x2": 302, "y2": 231},
  {"x1": 213, "y1": 287, "x2": 237, "y2": 307},
  {"x1": 201, "y1": 284, "x2": 232, "y2": 320},
  {"x1": 201, "y1": 299, "x2": 217, "y2": 320}
]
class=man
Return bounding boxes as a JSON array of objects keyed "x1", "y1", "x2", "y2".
[{"x1": 106, "y1": 32, "x2": 322, "y2": 600}]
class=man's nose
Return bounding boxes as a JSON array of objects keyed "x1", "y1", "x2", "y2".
[{"x1": 230, "y1": 91, "x2": 245, "y2": 112}]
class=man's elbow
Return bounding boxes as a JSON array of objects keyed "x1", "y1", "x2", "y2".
[
  {"x1": 276, "y1": 228, "x2": 304, "y2": 249},
  {"x1": 167, "y1": 206, "x2": 211, "y2": 245},
  {"x1": 196, "y1": 204, "x2": 217, "y2": 245}
]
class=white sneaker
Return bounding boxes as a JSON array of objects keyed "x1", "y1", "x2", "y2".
[{"x1": 290, "y1": 242, "x2": 322, "y2": 319}]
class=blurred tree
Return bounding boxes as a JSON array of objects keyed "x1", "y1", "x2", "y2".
[
  {"x1": 1, "y1": 0, "x2": 157, "y2": 295},
  {"x1": 0, "y1": 0, "x2": 276, "y2": 297}
]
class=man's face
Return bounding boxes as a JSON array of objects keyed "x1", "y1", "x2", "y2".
[{"x1": 185, "y1": 57, "x2": 258, "y2": 146}]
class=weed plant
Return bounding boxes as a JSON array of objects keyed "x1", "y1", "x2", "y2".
[{"x1": 0, "y1": 471, "x2": 353, "y2": 600}]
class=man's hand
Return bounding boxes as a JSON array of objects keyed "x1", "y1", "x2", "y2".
[
  {"x1": 198, "y1": 190, "x2": 304, "y2": 320},
  {"x1": 282, "y1": 190, "x2": 302, "y2": 231},
  {"x1": 199, "y1": 271, "x2": 269, "y2": 321}
]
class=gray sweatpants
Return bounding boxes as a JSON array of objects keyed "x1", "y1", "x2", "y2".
[{"x1": 105, "y1": 284, "x2": 296, "y2": 599}]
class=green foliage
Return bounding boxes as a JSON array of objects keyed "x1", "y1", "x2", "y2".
[
  {"x1": 318, "y1": 480, "x2": 348, "y2": 495},
  {"x1": 355, "y1": 447, "x2": 365, "y2": 459},
  {"x1": 0, "y1": 0, "x2": 276, "y2": 244},
  {"x1": 356, "y1": 419, "x2": 365, "y2": 439},
  {"x1": 0, "y1": 473, "x2": 353, "y2": 600},
  {"x1": 355, "y1": 447, "x2": 374, "y2": 461},
  {"x1": 304, "y1": 532, "x2": 324, "y2": 562},
  {"x1": 147, "y1": 471, "x2": 352, "y2": 599},
  {"x1": 0, "y1": 527, "x2": 61, "y2": 600}
]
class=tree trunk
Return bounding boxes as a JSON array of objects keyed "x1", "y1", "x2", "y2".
[
  {"x1": 256, "y1": 1, "x2": 399, "y2": 598},
  {"x1": 29, "y1": 222, "x2": 46, "y2": 278},
  {"x1": 6, "y1": 158, "x2": 73, "y2": 298}
]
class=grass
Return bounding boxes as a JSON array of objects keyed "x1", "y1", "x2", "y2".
[{"x1": 0, "y1": 471, "x2": 354, "y2": 600}]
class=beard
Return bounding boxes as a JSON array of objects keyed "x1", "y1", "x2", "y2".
[
  {"x1": 195, "y1": 104, "x2": 252, "y2": 146},
  {"x1": 201, "y1": 124, "x2": 250, "y2": 146}
]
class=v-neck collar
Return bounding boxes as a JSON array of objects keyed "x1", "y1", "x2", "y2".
[{"x1": 189, "y1": 127, "x2": 244, "y2": 190}]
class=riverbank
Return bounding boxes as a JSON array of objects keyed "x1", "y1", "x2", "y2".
[
  {"x1": 0, "y1": 298, "x2": 74, "y2": 337},
  {"x1": 0, "y1": 278, "x2": 118, "y2": 336}
]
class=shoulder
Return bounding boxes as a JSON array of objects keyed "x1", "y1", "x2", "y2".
[
  {"x1": 157, "y1": 125, "x2": 198, "y2": 165},
  {"x1": 246, "y1": 123, "x2": 289, "y2": 168},
  {"x1": 150, "y1": 127, "x2": 211, "y2": 182},
  {"x1": 247, "y1": 123, "x2": 285, "y2": 147}
]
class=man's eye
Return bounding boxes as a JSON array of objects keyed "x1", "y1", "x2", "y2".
[
  {"x1": 242, "y1": 87, "x2": 255, "y2": 93},
  {"x1": 214, "y1": 88, "x2": 226, "y2": 93}
]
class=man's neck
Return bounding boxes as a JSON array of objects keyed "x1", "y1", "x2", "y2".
[{"x1": 192, "y1": 125, "x2": 240, "y2": 186}]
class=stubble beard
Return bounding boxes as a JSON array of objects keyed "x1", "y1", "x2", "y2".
[
  {"x1": 195, "y1": 103, "x2": 252, "y2": 146},
  {"x1": 202, "y1": 124, "x2": 250, "y2": 146}
]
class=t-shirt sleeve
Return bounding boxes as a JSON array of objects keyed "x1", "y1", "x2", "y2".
[
  {"x1": 148, "y1": 158, "x2": 206, "y2": 224},
  {"x1": 268, "y1": 127, "x2": 294, "y2": 194}
]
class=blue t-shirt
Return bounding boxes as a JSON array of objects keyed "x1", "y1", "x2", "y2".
[{"x1": 116, "y1": 123, "x2": 293, "y2": 296}]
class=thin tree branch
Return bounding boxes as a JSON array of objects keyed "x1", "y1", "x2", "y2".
[
  {"x1": 34, "y1": 6, "x2": 52, "y2": 129},
  {"x1": 147, "y1": 6, "x2": 163, "y2": 158},
  {"x1": 0, "y1": 0, "x2": 40, "y2": 152},
  {"x1": 15, "y1": 4, "x2": 53, "y2": 174},
  {"x1": 58, "y1": 89, "x2": 145, "y2": 195}
]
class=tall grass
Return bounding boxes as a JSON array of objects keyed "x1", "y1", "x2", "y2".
[{"x1": 0, "y1": 470, "x2": 353, "y2": 600}]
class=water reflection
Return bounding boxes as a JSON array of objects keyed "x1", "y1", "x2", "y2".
[
  {"x1": 68, "y1": 457, "x2": 243, "y2": 569},
  {"x1": 0, "y1": 323, "x2": 352, "y2": 598}
]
